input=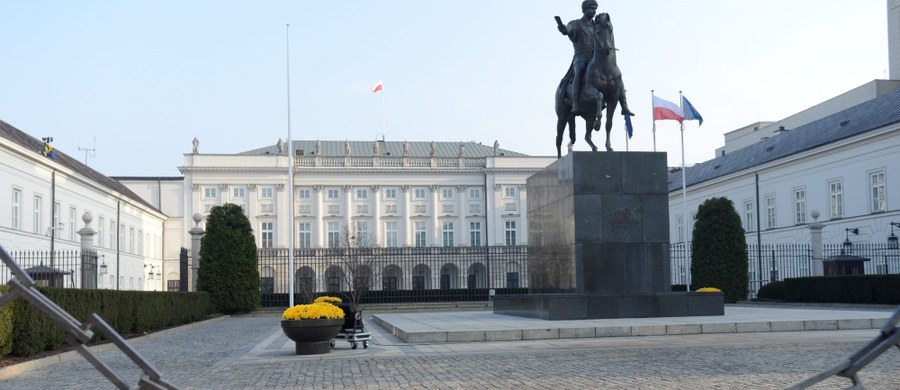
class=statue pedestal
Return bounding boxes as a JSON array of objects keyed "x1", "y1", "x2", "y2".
[{"x1": 493, "y1": 152, "x2": 723, "y2": 320}]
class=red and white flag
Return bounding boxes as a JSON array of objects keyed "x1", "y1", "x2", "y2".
[
  {"x1": 371, "y1": 80, "x2": 383, "y2": 93},
  {"x1": 652, "y1": 95, "x2": 684, "y2": 123}
]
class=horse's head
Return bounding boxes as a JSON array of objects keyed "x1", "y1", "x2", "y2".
[{"x1": 593, "y1": 13, "x2": 615, "y2": 54}]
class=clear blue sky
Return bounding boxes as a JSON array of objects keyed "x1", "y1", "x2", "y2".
[{"x1": 0, "y1": 1, "x2": 888, "y2": 176}]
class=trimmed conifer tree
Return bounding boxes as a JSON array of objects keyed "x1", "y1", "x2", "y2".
[
  {"x1": 197, "y1": 203, "x2": 260, "y2": 314},
  {"x1": 690, "y1": 197, "x2": 749, "y2": 303}
]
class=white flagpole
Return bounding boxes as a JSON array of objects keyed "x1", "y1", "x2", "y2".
[
  {"x1": 651, "y1": 90, "x2": 657, "y2": 152},
  {"x1": 286, "y1": 24, "x2": 296, "y2": 307},
  {"x1": 380, "y1": 76, "x2": 385, "y2": 135},
  {"x1": 679, "y1": 91, "x2": 689, "y2": 288}
]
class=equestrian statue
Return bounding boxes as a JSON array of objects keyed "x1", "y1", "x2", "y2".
[{"x1": 555, "y1": 1, "x2": 634, "y2": 159}]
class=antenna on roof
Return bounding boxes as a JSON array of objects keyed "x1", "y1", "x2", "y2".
[{"x1": 78, "y1": 135, "x2": 97, "y2": 165}]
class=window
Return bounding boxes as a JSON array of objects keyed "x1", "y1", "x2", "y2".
[
  {"x1": 870, "y1": 170, "x2": 886, "y2": 212},
  {"x1": 356, "y1": 204, "x2": 369, "y2": 214},
  {"x1": 829, "y1": 180, "x2": 843, "y2": 219},
  {"x1": 11, "y1": 188, "x2": 21, "y2": 229},
  {"x1": 260, "y1": 222, "x2": 274, "y2": 248},
  {"x1": 355, "y1": 188, "x2": 368, "y2": 199},
  {"x1": 98, "y1": 217, "x2": 104, "y2": 247},
  {"x1": 385, "y1": 204, "x2": 397, "y2": 214},
  {"x1": 327, "y1": 188, "x2": 339, "y2": 200},
  {"x1": 137, "y1": 230, "x2": 143, "y2": 255},
  {"x1": 743, "y1": 201, "x2": 755, "y2": 232},
  {"x1": 504, "y1": 186, "x2": 517, "y2": 198},
  {"x1": 204, "y1": 187, "x2": 217, "y2": 199},
  {"x1": 765, "y1": 195, "x2": 776, "y2": 229},
  {"x1": 793, "y1": 188, "x2": 806, "y2": 224},
  {"x1": 413, "y1": 205, "x2": 427, "y2": 214},
  {"x1": 504, "y1": 202, "x2": 517, "y2": 212},
  {"x1": 468, "y1": 203, "x2": 482, "y2": 214},
  {"x1": 385, "y1": 221, "x2": 398, "y2": 247},
  {"x1": 33, "y1": 195, "x2": 42, "y2": 234},
  {"x1": 442, "y1": 222, "x2": 454, "y2": 247},
  {"x1": 327, "y1": 205, "x2": 340, "y2": 215},
  {"x1": 53, "y1": 202, "x2": 60, "y2": 234},
  {"x1": 129, "y1": 228, "x2": 135, "y2": 253},
  {"x1": 676, "y1": 215, "x2": 684, "y2": 243},
  {"x1": 298, "y1": 223, "x2": 311, "y2": 249},
  {"x1": 233, "y1": 187, "x2": 246, "y2": 198},
  {"x1": 68, "y1": 207, "x2": 76, "y2": 240},
  {"x1": 414, "y1": 222, "x2": 427, "y2": 247},
  {"x1": 468, "y1": 188, "x2": 481, "y2": 199},
  {"x1": 441, "y1": 188, "x2": 453, "y2": 200},
  {"x1": 441, "y1": 204, "x2": 454, "y2": 214},
  {"x1": 260, "y1": 204, "x2": 274, "y2": 214},
  {"x1": 506, "y1": 272, "x2": 519, "y2": 288},
  {"x1": 352, "y1": 221, "x2": 369, "y2": 244},
  {"x1": 298, "y1": 205, "x2": 311, "y2": 214},
  {"x1": 261, "y1": 186, "x2": 274, "y2": 199},
  {"x1": 110, "y1": 221, "x2": 116, "y2": 250},
  {"x1": 414, "y1": 188, "x2": 426, "y2": 200},
  {"x1": 327, "y1": 222, "x2": 341, "y2": 248},
  {"x1": 469, "y1": 222, "x2": 482, "y2": 247},
  {"x1": 298, "y1": 189, "x2": 311, "y2": 199},
  {"x1": 505, "y1": 221, "x2": 517, "y2": 246},
  {"x1": 384, "y1": 188, "x2": 397, "y2": 199}
]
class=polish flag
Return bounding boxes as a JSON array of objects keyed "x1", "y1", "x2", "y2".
[
  {"x1": 652, "y1": 95, "x2": 684, "y2": 123},
  {"x1": 371, "y1": 80, "x2": 383, "y2": 93}
]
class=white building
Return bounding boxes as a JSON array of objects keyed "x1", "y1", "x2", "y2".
[
  {"x1": 0, "y1": 120, "x2": 167, "y2": 291},
  {"x1": 118, "y1": 140, "x2": 554, "y2": 291},
  {"x1": 670, "y1": 80, "x2": 900, "y2": 250}
]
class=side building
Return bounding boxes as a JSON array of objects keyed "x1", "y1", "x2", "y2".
[
  {"x1": 668, "y1": 81, "x2": 900, "y2": 288},
  {"x1": 0, "y1": 120, "x2": 167, "y2": 291}
]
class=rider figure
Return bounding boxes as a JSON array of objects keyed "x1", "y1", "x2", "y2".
[{"x1": 559, "y1": 0, "x2": 598, "y2": 115}]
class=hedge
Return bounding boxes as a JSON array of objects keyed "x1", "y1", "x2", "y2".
[{"x1": 782, "y1": 275, "x2": 900, "y2": 304}]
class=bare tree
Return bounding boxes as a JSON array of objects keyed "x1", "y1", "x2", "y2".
[{"x1": 328, "y1": 222, "x2": 382, "y2": 312}]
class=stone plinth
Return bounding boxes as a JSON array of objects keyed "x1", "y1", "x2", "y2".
[{"x1": 493, "y1": 152, "x2": 724, "y2": 320}]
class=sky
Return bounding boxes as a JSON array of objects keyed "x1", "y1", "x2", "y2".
[{"x1": 0, "y1": 1, "x2": 889, "y2": 177}]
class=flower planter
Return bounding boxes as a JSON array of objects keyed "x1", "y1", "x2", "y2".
[{"x1": 280, "y1": 318, "x2": 344, "y2": 355}]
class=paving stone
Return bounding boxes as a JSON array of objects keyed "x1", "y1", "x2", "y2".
[
  {"x1": 701, "y1": 322, "x2": 737, "y2": 334},
  {"x1": 736, "y1": 321, "x2": 771, "y2": 332},
  {"x1": 523, "y1": 328, "x2": 559, "y2": 340},
  {"x1": 595, "y1": 326, "x2": 632, "y2": 337},
  {"x1": 667, "y1": 324, "x2": 702, "y2": 335},
  {"x1": 632, "y1": 325, "x2": 667, "y2": 336}
]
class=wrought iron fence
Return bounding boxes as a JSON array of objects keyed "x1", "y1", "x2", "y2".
[
  {"x1": 747, "y1": 244, "x2": 812, "y2": 298},
  {"x1": 823, "y1": 242, "x2": 900, "y2": 276},
  {"x1": 1, "y1": 249, "x2": 99, "y2": 289},
  {"x1": 257, "y1": 246, "x2": 528, "y2": 307}
]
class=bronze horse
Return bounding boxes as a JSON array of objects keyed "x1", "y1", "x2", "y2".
[{"x1": 555, "y1": 12, "x2": 633, "y2": 158}]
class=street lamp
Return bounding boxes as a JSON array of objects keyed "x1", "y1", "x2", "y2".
[
  {"x1": 888, "y1": 222, "x2": 900, "y2": 249},
  {"x1": 842, "y1": 228, "x2": 859, "y2": 255},
  {"x1": 99, "y1": 255, "x2": 107, "y2": 275}
]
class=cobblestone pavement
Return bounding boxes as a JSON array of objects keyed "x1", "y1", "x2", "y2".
[{"x1": 1, "y1": 315, "x2": 898, "y2": 389}]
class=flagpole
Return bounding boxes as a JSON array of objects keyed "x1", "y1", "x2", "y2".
[
  {"x1": 679, "y1": 91, "x2": 688, "y2": 288},
  {"x1": 286, "y1": 24, "x2": 296, "y2": 307},
  {"x1": 380, "y1": 76, "x2": 385, "y2": 135},
  {"x1": 651, "y1": 90, "x2": 657, "y2": 152}
]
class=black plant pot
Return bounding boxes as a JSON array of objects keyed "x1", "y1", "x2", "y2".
[{"x1": 280, "y1": 318, "x2": 344, "y2": 355}]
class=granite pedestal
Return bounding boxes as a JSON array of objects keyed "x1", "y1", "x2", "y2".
[{"x1": 493, "y1": 152, "x2": 723, "y2": 320}]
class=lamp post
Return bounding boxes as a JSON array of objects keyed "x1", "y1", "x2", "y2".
[
  {"x1": 99, "y1": 255, "x2": 107, "y2": 289},
  {"x1": 842, "y1": 228, "x2": 859, "y2": 255},
  {"x1": 888, "y1": 222, "x2": 900, "y2": 249}
]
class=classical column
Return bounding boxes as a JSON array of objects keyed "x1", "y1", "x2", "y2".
[
  {"x1": 457, "y1": 185, "x2": 467, "y2": 246},
  {"x1": 372, "y1": 185, "x2": 382, "y2": 246},
  {"x1": 401, "y1": 185, "x2": 411, "y2": 247},
  {"x1": 275, "y1": 184, "x2": 286, "y2": 247},
  {"x1": 518, "y1": 184, "x2": 527, "y2": 245},
  {"x1": 343, "y1": 185, "x2": 352, "y2": 232},
  {"x1": 493, "y1": 184, "x2": 502, "y2": 246},
  {"x1": 313, "y1": 185, "x2": 324, "y2": 248},
  {"x1": 188, "y1": 213, "x2": 205, "y2": 292},
  {"x1": 808, "y1": 210, "x2": 825, "y2": 276},
  {"x1": 429, "y1": 185, "x2": 440, "y2": 246}
]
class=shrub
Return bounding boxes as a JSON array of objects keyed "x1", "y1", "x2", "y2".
[
  {"x1": 756, "y1": 281, "x2": 785, "y2": 301},
  {"x1": 197, "y1": 203, "x2": 260, "y2": 314},
  {"x1": 691, "y1": 197, "x2": 749, "y2": 303},
  {"x1": 0, "y1": 285, "x2": 12, "y2": 357}
]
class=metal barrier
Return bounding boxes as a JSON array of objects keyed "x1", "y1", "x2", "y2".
[{"x1": 0, "y1": 245, "x2": 177, "y2": 390}]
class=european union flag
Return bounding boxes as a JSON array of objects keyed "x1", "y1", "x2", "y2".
[{"x1": 681, "y1": 96, "x2": 704, "y2": 126}]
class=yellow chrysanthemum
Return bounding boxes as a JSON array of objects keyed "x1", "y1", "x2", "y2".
[
  {"x1": 282, "y1": 302, "x2": 345, "y2": 320},
  {"x1": 696, "y1": 287, "x2": 722, "y2": 293}
]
